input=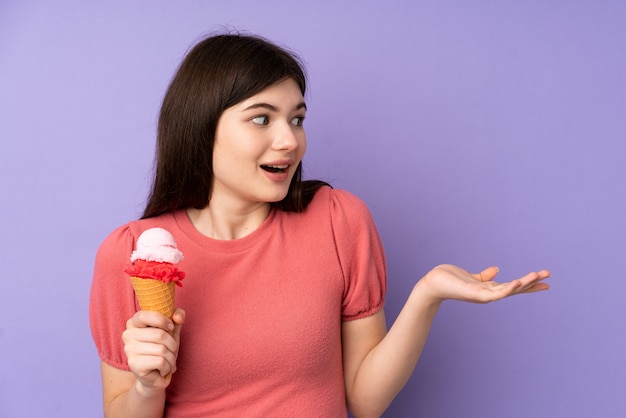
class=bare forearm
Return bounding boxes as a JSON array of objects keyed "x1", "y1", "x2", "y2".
[
  {"x1": 347, "y1": 280, "x2": 441, "y2": 417},
  {"x1": 102, "y1": 310, "x2": 185, "y2": 418},
  {"x1": 104, "y1": 380, "x2": 166, "y2": 418}
]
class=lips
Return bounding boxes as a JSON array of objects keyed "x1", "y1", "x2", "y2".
[{"x1": 260, "y1": 163, "x2": 290, "y2": 173}]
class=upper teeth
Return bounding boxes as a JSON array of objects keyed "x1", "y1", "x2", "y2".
[{"x1": 266, "y1": 165, "x2": 288, "y2": 169}]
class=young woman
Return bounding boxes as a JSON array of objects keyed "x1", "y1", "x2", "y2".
[{"x1": 90, "y1": 33, "x2": 550, "y2": 417}]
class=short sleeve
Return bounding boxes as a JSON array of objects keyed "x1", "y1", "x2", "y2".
[
  {"x1": 89, "y1": 224, "x2": 138, "y2": 370},
  {"x1": 329, "y1": 189, "x2": 387, "y2": 321}
]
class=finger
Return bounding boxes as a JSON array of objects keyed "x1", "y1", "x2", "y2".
[
  {"x1": 139, "y1": 327, "x2": 178, "y2": 348},
  {"x1": 124, "y1": 334, "x2": 179, "y2": 373},
  {"x1": 172, "y1": 317, "x2": 184, "y2": 346},
  {"x1": 505, "y1": 271, "x2": 551, "y2": 296},
  {"x1": 466, "y1": 280, "x2": 517, "y2": 303},
  {"x1": 129, "y1": 310, "x2": 175, "y2": 333},
  {"x1": 493, "y1": 280, "x2": 521, "y2": 300},
  {"x1": 525, "y1": 269, "x2": 551, "y2": 281},
  {"x1": 484, "y1": 270, "x2": 551, "y2": 301},
  {"x1": 524, "y1": 283, "x2": 550, "y2": 293},
  {"x1": 128, "y1": 352, "x2": 176, "y2": 378},
  {"x1": 516, "y1": 270, "x2": 551, "y2": 288},
  {"x1": 476, "y1": 266, "x2": 499, "y2": 282},
  {"x1": 172, "y1": 308, "x2": 186, "y2": 326},
  {"x1": 517, "y1": 282, "x2": 550, "y2": 294},
  {"x1": 123, "y1": 325, "x2": 180, "y2": 358},
  {"x1": 124, "y1": 328, "x2": 178, "y2": 356}
]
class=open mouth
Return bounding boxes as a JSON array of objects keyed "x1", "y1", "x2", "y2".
[{"x1": 261, "y1": 164, "x2": 289, "y2": 174}]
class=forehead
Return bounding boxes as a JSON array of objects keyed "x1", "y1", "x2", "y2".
[{"x1": 236, "y1": 78, "x2": 305, "y2": 109}]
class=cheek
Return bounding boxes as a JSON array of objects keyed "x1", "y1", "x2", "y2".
[{"x1": 298, "y1": 134, "x2": 307, "y2": 158}]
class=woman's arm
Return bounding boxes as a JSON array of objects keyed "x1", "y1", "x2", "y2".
[
  {"x1": 100, "y1": 309, "x2": 185, "y2": 418},
  {"x1": 101, "y1": 362, "x2": 166, "y2": 418},
  {"x1": 342, "y1": 288, "x2": 439, "y2": 417},
  {"x1": 342, "y1": 265, "x2": 550, "y2": 418}
]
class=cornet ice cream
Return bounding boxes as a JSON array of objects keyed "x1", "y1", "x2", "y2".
[{"x1": 124, "y1": 227, "x2": 185, "y2": 319}]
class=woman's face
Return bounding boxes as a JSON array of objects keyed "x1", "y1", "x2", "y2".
[{"x1": 211, "y1": 78, "x2": 307, "y2": 208}]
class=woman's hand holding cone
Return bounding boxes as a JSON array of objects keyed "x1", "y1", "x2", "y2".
[{"x1": 122, "y1": 308, "x2": 186, "y2": 392}]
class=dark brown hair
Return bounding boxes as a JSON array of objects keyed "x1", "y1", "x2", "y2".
[{"x1": 142, "y1": 33, "x2": 328, "y2": 219}]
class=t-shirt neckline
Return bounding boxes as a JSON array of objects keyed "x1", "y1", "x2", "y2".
[{"x1": 173, "y1": 208, "x2": 278, "y2": 252}]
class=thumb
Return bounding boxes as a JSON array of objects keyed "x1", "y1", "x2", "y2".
[
  {"x1": 477, "y1": 266, "x2": 499, "y2": 282},
  {"x1": 172, "y1": 308, "x2": 186, "y2": 325},
  {"x1": 172, "y1": 308, "x2": 185, "y2": 340}
]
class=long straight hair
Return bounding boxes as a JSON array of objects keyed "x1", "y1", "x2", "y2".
[{"x1": 142, "y1": 33, "x2": 328, "y2": 219}]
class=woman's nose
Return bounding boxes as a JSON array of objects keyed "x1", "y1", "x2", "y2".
[{"x1": 273, "y1": 123, "x2": 301, "y2": 150}]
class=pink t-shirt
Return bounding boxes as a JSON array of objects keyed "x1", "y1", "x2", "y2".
[{"x1": 90, "y1": 187, "x2": 387, "y2": 417}]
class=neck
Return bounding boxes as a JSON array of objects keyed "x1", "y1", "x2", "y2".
[{"x1": 187, "y1": 199, "x2": 271, "y2": 240}]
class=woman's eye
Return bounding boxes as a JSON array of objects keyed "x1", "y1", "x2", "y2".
[
  {"x1": 251, "y1": 116, "x2": 269, "y2": 125},
  {"x1": 291, "y1": 116, "x2": 305, "y2": 127}
]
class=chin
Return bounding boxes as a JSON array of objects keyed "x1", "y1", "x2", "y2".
[
  {"x1": 265, "y1": 188, "x2": 290, "y2": 203},
  {"x1": 269, "y1": 192, "x2": 289, "y2": 203}
]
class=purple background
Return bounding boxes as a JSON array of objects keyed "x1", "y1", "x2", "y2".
[{"x1": 1, "y1": 1, "x2": 625, "y2": 417}]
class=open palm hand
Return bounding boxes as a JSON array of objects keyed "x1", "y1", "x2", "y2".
[{"x1": 420, "y1": 264, "x2": 550, "y2": 304}]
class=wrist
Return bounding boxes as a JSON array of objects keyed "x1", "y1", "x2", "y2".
[
  {"x1": 410, "y1": 277, "x2": 444, "y2": 310},
  {"x1": 134, "y1": 379, "x2": 166, "y2": 401}
]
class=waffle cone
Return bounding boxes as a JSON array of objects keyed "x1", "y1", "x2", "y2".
[{"x1": 130, "y1": 276, "x2": 176, "y2": 319}]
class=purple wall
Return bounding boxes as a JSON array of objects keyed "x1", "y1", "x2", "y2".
[{"x1": 1, "y1": 1, "x2": 624, "y2": 416}]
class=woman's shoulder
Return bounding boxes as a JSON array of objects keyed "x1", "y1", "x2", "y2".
[
  {"x1": 97, "y1": 212, "x2": 179, "y2": 253},
  {"x1": 314, "y1": 185, "x2": 370, "y2": 209},
  {"x1": 305, "y1": 186, "x2": 373, "y2": 222}
]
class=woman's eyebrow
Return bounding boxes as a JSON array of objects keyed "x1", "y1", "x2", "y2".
[{"x1": 242, "y1": 102, "x2": 307, "y2": 112}]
